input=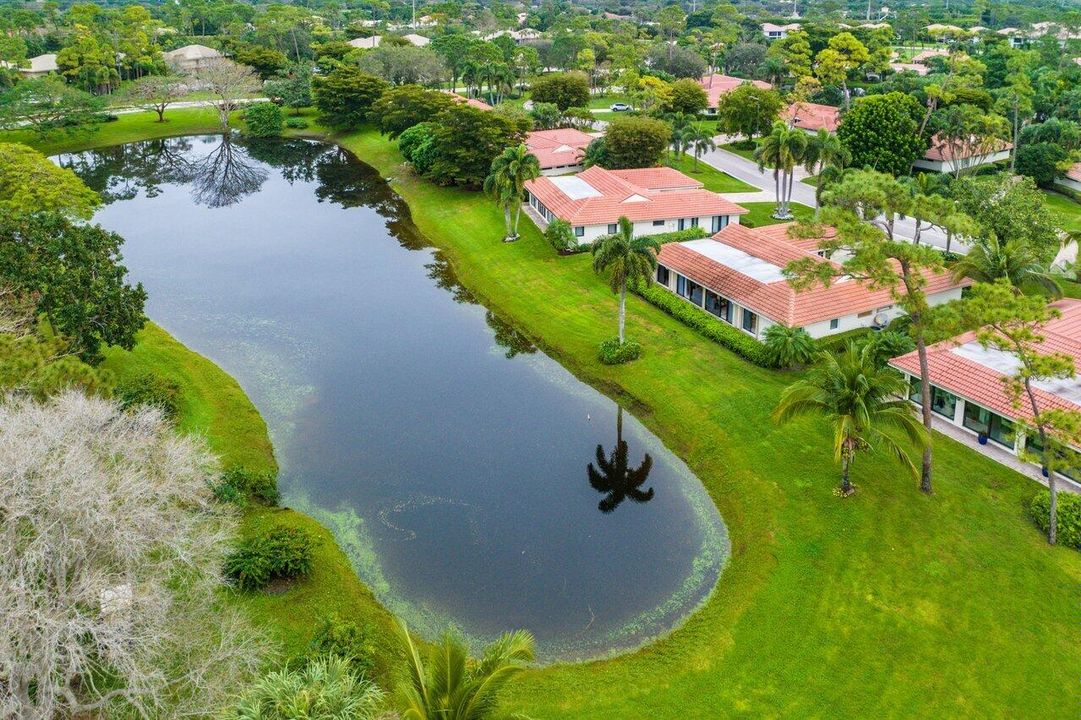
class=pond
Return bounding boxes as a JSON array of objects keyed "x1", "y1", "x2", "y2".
[{"x1": 61, "y1": 134, "x2": 729, "y2": 661}]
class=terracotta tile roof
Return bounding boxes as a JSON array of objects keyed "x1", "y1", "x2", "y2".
[
  {"x1": 1066, "y1": 162, "x2": 1081, "y2": 182},
  {"x1": 658, "y1": 224, "x2": 966, "y2": 327},
  {"x1": 753, "y1": 221, "x2": 837, "y2": 252},
  {"x1": 523, "y1": 165, "x2": 747, "y2": 226},
  {"x1": 783, "y1": 102, "x2": 841, "y2": 133},
  {"x1": 444, "y1": 91, "x2": 492, "y2": 110},
  {"x1": 889, "y1": 299, "x2": 1081, "y2": 421},
  {"x1": 912, "y1": 48, "x2": 948, "y2": 64},
  {"x1": 699, "y1": 74, "x2": 772, "y2": 108},
  {"x1": 922, "y1": 133, "x2": 1012, "y2": 162},
  {"x1": 762, "y1": 22, "x2": 800, "y2": 32},
  {"x1": 525, "y1": 128, "x2": 594, "y2": 169},
  {"x1": 890, "y1": 62, "x2": 930, "y2": 76}
]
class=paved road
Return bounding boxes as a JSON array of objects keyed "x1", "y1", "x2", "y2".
[{"x1": 698, "y1": 144, "x2": 965, "y2": 252}]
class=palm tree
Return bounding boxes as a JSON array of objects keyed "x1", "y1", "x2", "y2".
[
  {"x1": 688, "y1": 124, "x2": 717, "y2": 170},
  {"x1": 396, "y1": 620, "x2": 534, "y2": 720},
  {"x1": 667, "y1": 112, "x2": 693, "y2": 159},
  {"x1": 952, "y1": 235, "x2": 1063, "y2": 297},
  {"x1": 772, "y1": 343, "x2": 928, "y2": 495},
  {"x1": 484, "y1": 144, "x2": 540, "y2": 242},
  {"x1": 763, "y1": 324, "x2": 817, "y2": 368},
  {"x1": 754, "y1": 120, "x2": 807, "y2": 219},
  {"x1": 802, "y1": 129, "x2": 850, "y2": 207},
  {"x1": 588, "y1": 406, "x2": 654, "y2": 513},
  {"x1": 591, "y1": 216, "x2": 660, "y2": 345}
]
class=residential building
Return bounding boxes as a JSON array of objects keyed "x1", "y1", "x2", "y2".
[
  {"x1": 347, "y1": 33, "x2": 430, "y2": 49},
  {"x1": 525, "y1": 128, "x2": 595, "y2": 175},
  {"x1": 762, "y1": 22, "x2": 801, "y2": 40},
  {"x1": 913, "y1": 135, "x2": 1013, "y2": 174},
  {"x1": 1056, "y1": 163, "x2": 1081, "y2": 193},
  {"x1": 890, "y1": 298, "x2": 1081, "y2": 489},
  {"x1": 699, "y1": 74, "x2": 772, "y2": 114},
  {"x1": 782, "y1": 102, "x2": 841, "y2": 133},
  {"x1": 654, "y1": 223, "x2": 966, "y2": 340},
  {"x1": 483, "y1": 28, "x2": 543, "y2": 43},
  {"x1": 3, "y1": 52, "x2": 58, "y2": 77},
  {"x1": 523, "y1": 165, "x2": 747, "y2": 245},
  {"x1": 889, "y1": 62, "x2": 931, "y2": 76},
  {"x1": 162, "y1": 44, "x2": 222, "y2": 72},
  {"x1": 910, "y1": 48, "x2": 949, "y2": 65},
  {"x1": 445, "y1": 92, "x2": 493, "y2": 110}
]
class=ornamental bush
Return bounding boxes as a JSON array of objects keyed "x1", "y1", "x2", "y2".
[
  {"x1": 598, "y1": 337, "x2": 642, "y2": 365},
  {"x1": 1029, "y1": 490, "x2": 1081, "y2": 549},
  {"x1": 225, "y1": 526, "x2": 317, "y2": 591},
  {"x1": 115, "y1": 372, "x2": 182, "y2": 420},
  {"x1": 636, "y1": 283, "x2": 774, "y2": 367},
  {"x1": 244, "y1": 102, "x2": 284, "y2": 138},
  {"x1": 545, "y1": 219, "x2": 577, "y2": 251},
  {"x1": 212, "y1": 466, "x2": 281, "y2": 506},
  {"x1": 306, "y1": 614, "x2": 378, "y2": 675}
]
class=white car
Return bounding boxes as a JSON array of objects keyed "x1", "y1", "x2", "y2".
[{"x1": 609, "y1": 102, "x2": 632, "y2": 112}]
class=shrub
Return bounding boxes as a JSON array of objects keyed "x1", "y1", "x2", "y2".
[
  {"x1": 529, "y1": 72, "x2": 590, "y2": 111},
  {"x1": 1029, "y1": 490, "x2": 1081, "y2": 549},
  {"x1": 212, "y1": 466, "x2": 281, "y2": 506},
  {"x1": 815, "y1": 326, "x2": 873, "y2": 356},
  {"x1": 545, "y1": 219, "x2": 577, "y2": 251},
  {"x1": 398, "y1": 121, "x2": 435, "y2": 162},
  {"x1": 858, "y1": 329, "x2": 915, "y2": 367},
  {"x1": 763, "y1": 325, "x2": 816, "y2": 368},
  {"x1": 598, "y1": 337, "x2": 642, "y2": 365},
  {"x1": 114, "y1": 372, "x2": 182, "y2": 420},
  {"x1": 1016, "y1": 142, "x2": 1068, "y2": 189},
  {"x1": 244, "y1": 102, "x2": 284, "y2": 137},
  {"x1": 306, "y1": 614, "x2": 378, "y2": 675},
  {"x1": 649, "y1": 227, "x2": 708, "y2": 245},
  {"x1": 284, "y1": 117, "x2": 308, "y2": 129},
  {"x1": 225, "y1": 526, "x2": 317, "y2": 591},
  {"x1": 636, "y1": 283, "x2": 774, "y2": 367},
  {"x1": 604, "y1": 116, "x2": 671, "y2": 169}
]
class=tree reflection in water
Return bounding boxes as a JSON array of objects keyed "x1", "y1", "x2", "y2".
[
  {"x1": 588, "y1": 406, "x2": 654, "y2": 514},
  {"x1": 56, "y1": 137, "x2": 198, "y2": 203},
  {"x1": 189, "y1": 134, "x2": 269, "y2": 208}
]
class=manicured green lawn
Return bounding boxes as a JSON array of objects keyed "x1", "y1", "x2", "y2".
[
  {"x1": 24, "y1": 110, "x2": 1081, "y2": 719},
  {"x1": 720, "y1": 140, "x2": 757, "y2": 161},
  {"x1": 1043, "y1": 190, "x2": 1081, "y2": 234},
  {"x1": 739, "y1": 201, "x2": 815, "y2": 228},
  {"x1": 666, "y1": 153, "x2": 757, "y2": 193}
]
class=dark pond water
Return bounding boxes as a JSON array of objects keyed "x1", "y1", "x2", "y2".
[{"x1": 61, "y1": 135, "x2": 728, "y2": 661}]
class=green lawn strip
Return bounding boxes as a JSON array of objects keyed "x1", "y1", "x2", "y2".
[
  {"x1": 100, "y1": 322, "x2": 401, "y2": 675},
  {"x1": 720, "y1": 141, "x2": 756, "y2": 161},
  {"x1": 739, "y1": 201, "x2": 814, "y2": 228},
  {"x1": 10, "y1": 108, "x2": 226, "y2": 155},
  {"x1": 665, "y1": 153, "x2": 757, "y2": 193},
  {"x1": 335, "y1": 125, "x2": 1081, "y2": 719},
  {"x1": 16, "y1": 110, "x2": 1081, "y2": 718},
  {"x1": 1042, "y1": 190, "x2": 1081, "y2": 234}
]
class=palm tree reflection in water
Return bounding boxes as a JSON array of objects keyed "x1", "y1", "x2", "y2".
[{"x1": 587, "y1": 406, "x2": 654, "y2": 514}]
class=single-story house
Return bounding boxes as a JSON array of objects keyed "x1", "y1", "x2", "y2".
[
  {"x1": 445, "y1": 91, "x2": 493, "y2": 110},
  {"x1": 699, "y1": 74, "x2": 772, "y2": 114},
  {"x1": 3, "y1": 53, "x2": 59, "y2": 77},
  {"x1": 523, "y1": 165, "x2": 747, "y2": 245},
  {"x1": 655, "y1": 223, "x2": 966, "y2": 340},
  {"x1": 347, "y1": 33, "x2": 430, "y2": 49},
  {"x1": 910, "y1": 48, "x2": 949, "y2": 66},
  {"x1": 925, "y1": 23, "x2": 965, "y2": 35},
  {"x1": 997, "y1": 27, "x2": 1027, "y2": 48},
  {"x1": 913, "y1": 134, "x2": 1013, "y2": 174},
  {"x1": 889, "y1": 62, "x2": 931, "y2": 76},
  {"x1": 890, "y1": 298, "x2": 1081, "y2": 487},
  {"x1": 1056, "y1": 163, "x2": 1081, "y2": 193},
  {"x1": 782, "y1": 102, "x2": 841, "y2": 133},
  {"x1": 762, "y1": 22, "x2": 800, "y2": 40},
  {"x1": 525, "y1": 128, "x2": 595, "y2": 175},
  {"x1": 483, "y1": 28, "x2": 543, "y2": 43},
  {"x1": 162, "y1": 44, "x2": 223, "y2": 72}
]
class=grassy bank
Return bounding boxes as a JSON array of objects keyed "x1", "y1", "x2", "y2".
[
  {"x1": 102, "y1": 323, "x2": 399, "y2": 669},
  {"x1": 22, "y1": 109, "x2": 1081, "y2": 719}
]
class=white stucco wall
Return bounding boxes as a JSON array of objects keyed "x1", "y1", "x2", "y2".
[{"x1": 913, "y1": 149, "x2": 1012, "y2": 173}]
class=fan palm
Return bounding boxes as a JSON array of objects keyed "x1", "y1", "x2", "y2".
[
  {"x1": 763, "y1": 324, "x2": 817, "y2": 369},
  {"x1": 591, "y1": 216, "x2": 660, "y2": 344},
  {"x1": 772, "y1": 343, "x2": 928, "y2": 495},
  {"x1": 588, "y1": 406, "x2": 654, "y2": 513},
  {"x1": 754, "y1": 120, "x2": 807, "y2": 219},
  {"x1": 483, "y1": 144, "x2": 541, "y2": 242},
  {"x1": 396, "y1": 620, "x2": 534, "y2": 720},
  {"x1": 688, "y1": 124, "x2": 717, "y2": 170},
  {"x1": 952, "y1": 234, "x2": 1063, "y2": 297}
]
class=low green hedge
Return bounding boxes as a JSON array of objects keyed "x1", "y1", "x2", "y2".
[
  {"x1": 636, "y1": 283, "x2": 775, "y2": 367},
  {"x1": 598, "y1": 337, "x2": 642, "y2": 364},
  {"x1": 815, "y1": 326, "x2": 873, "y2": 355},
  {"x1": 650, "y1": 227, "x2": 709, "y2": 245},
  {"x1": 1029, "y1": 489, "x2": 1081, "y2": 549}
]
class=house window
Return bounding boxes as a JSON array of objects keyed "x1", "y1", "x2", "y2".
[
  {"x1": 677, "y1": 275, "x2": 703, "y2": 305},
  {"x1": 909, "y1": 376, "x2": 922, "y2": 404},
  {"x1": 653, "y1": 220, "x2": 665, "y2": 227},
  {"x1": 1027, "y1": 432, "x2": 1080, "y2": 479},
  {"x1": 930, "y1": 386, "x2": 957, "y2": 419},
  {"x1": 965, "y1": 404, "x2": 1016, "y2": 448},
  {"x1": 829, "y1": 318, "x2": 839, "y2": 330},
  {"x1": 574, "y1": 226, "x2": 585, "y2": 237},
  {"x1": 677, "y1": 218, "x2": 686, "y2": 231},
  {"x1": 712, "y1": 215, "x2": 728, "y2": 233},
  {"x1": 656, "y1": 265, "x2": 670, "y2": 285},
  {"x1": 608, "y1": 223, "x2": 618, "y2": 234},
  {"x1": 742, "y1": 309, "x2": 757, "y2": 334},
  {"x1": 705, "y1": 290, "x2": 731, "y2": 322},
  {"x1": 690, "y1": 217, "x2": 699, "y2": 228}
]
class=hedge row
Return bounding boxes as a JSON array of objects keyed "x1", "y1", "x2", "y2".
[
  {"x1": 650, "y1": 227, "x2": 709, "y2": 245},
  {"x1": 635, "y1": 283, "x2": 775, "y2": 367},
  {"x1": 1029, "y1": 489, "x2": 1081, "y2": 549}
]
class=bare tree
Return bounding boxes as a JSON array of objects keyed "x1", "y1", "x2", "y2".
[
  {"x1": 126, "y1": 75, "x2": 188, "y2": 123},
  {"x1": 0, "y1": 392, "x2": 266, "y2": 720},
  {"x1": 188, "y1": 59, "x2": 261, "y2": 128}
]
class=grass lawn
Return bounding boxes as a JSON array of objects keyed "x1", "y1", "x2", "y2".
[
  {"x1": 1043, "y1": 190, "x2": 1081, "y2": 234},
  {"x1": 666, "y1": 153, "x2": 757, "y2": 193},
  {"x1": 23, "y1": 109, "x2": 1081, "y2": 719},
  {"x1": 720, "y1": 140, "x2": 757, "y2": 161},
  {"x1": 100, "y1": 322, "x2": 401, "y2": 678},
  {"x1": 739, "y1": 201, "x2": 815, "y2": 228}
]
